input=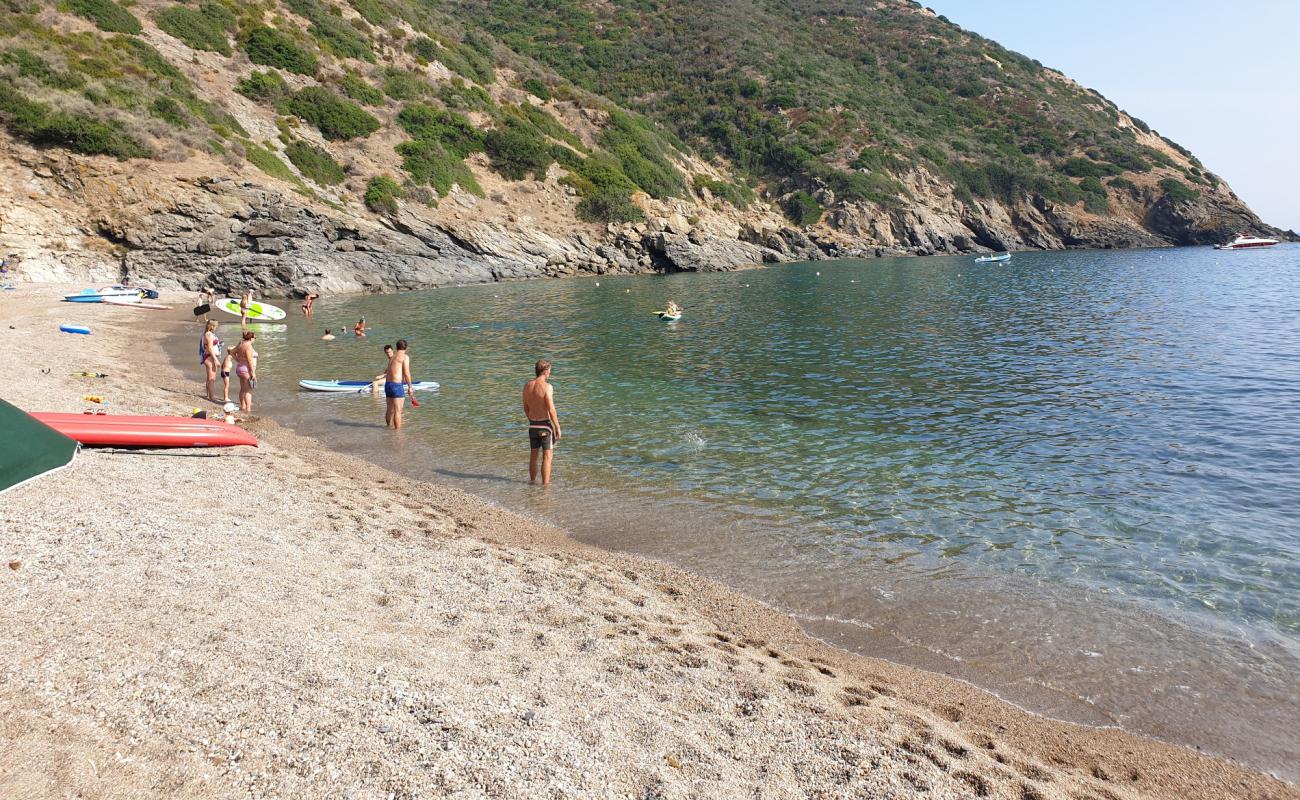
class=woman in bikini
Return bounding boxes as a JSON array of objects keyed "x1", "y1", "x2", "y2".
[
  {"x1": 200, "y1": 320, "x2": 222, "y2": 402},
  {"x1": 231, "y1": 330, "x2": 258, "y2": 414}
]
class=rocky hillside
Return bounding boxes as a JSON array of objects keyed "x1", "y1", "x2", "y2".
[{"x1": 0, "y1": 0, "x2": 1287, "y2": 293}]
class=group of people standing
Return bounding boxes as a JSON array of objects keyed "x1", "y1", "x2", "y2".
[
  {"x1": 200, "y1": 319, "x2": 257, "y2": 413},
  {"x1": 196, "y1": 289, "x2": 565, "y2": 486}
]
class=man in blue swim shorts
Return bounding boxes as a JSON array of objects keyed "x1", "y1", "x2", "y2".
[{"x1": 384, "y1": 339, "x2": 413, "y2": 429}]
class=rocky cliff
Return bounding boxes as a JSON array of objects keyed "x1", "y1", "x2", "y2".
[{"x1": 0, "y1": 0, "x2": 1288, "y2": 295}]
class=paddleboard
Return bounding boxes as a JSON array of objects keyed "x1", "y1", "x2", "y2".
[
  {"x1": 59, "y1": 324, "x2": 91, "y2": 335},
  {"x1": 30, "y1": 412, "x2": 258, "y2": 448},
  {"x1": 298, "y1": 379, "x2": 440, "y2": 393},
  {"x1": 103, "y1": 295, "x2": 172, "y2": 310},
  {"x1": 217, "y1": 298, "x2": 287, "y2": 321}
]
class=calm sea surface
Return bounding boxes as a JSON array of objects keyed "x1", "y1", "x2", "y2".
[{"x1": 188, "y1": 246, "x2": 1300, "y2": 776}]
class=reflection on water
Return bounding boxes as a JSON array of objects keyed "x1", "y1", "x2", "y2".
[{"x1": 188, "y1": 245, "x2": 1300, "y2": 776}]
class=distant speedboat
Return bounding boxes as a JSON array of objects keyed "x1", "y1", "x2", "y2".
[
  {"x1": 1214, "y1": 234, "x2": 1279, "y2": 250},
  {"x1": 975, "y1": 252, "x2": 1011, "y2": 263}
]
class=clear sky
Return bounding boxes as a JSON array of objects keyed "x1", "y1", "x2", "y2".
[{"x1": 922, "y1": 1, "x2": 1300, "y2": 231}]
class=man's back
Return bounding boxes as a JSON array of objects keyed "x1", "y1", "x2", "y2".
[{"x1": 523, "y1": 377, "x2": 550, "y2": 420}]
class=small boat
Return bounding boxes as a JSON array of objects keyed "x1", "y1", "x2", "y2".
[
  {"x1": 657, "y1": 311, "x2": 682, "y2": 322},
  {"x1": 298, "y1": 379, "x2": 441, "y2": 393},
  {"x1": 62, "y1": 286, "x2": 145, "y2": 303},
  {"x1": 975, "y1": 252, "x2": 1011, "y2": 263},
  {"x1": 1214, "y1": 234, "x2": 1279, "y2": 250}
]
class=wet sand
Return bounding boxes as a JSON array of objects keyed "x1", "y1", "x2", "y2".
[{"x1": 1, "y1": 284, "x2": 1295, "y2": 799}]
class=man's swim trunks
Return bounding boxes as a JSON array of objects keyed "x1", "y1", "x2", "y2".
[
  {"x1": 384, "y1": 381, "x2": 406, "y2": 398},
  {"x1": 528, "y1": 419, "x2": 554, "y2": 450}
]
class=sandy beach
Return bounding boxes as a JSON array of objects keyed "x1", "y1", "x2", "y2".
[{"x1": 1, "y1": 284, "x2": 1295, "y2": 800}]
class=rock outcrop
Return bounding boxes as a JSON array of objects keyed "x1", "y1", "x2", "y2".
[{"x1": 0, "y1": 137, "x2": 1289, "y2": 296}]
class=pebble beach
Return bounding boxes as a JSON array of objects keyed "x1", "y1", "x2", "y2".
[{"x1": 1, "y1": 285, "x2": 1295, "y2": 800}]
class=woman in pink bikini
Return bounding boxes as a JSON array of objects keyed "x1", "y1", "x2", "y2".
[
  {"x1": 199, "y1": 320, "x2": 222, "y2": 402},
  {"x1": 231, "y1": 330, "x2": 258, "y2": 414}
]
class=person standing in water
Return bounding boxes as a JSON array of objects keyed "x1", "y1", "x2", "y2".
[
  {"x1": 524, "y1": 359, "x2": 562, "y2": 485},
  {"x1": 384, "y1": 339, "x2": 413, "y2": 429},
  {"x1": 231, "y1": 330, "x2": 258, "y2": 413},
  {"x1": 371, "y1": 344, "x2": 394, "y2": 394},
  {"x1": 200, "y1": 320, "x2": 222, "y2": 402},
  {"x1": 353, "y1": 317, "x2": 367, "y2": 337},
  {"x1": 239, "y1": 289, "x2": 254, "y2": 327},
  {"x1": 302, "y1": 292, "x2": 318, "y2": 317}
]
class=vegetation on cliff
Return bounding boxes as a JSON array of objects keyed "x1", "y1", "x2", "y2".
[{"x1": 0, "y1": 0, "x2": 1272, "y2": 243}]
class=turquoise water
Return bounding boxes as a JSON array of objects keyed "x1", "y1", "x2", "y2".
[{"x1": 195, "y1": 246, "x2": 1300, "y2": 775}]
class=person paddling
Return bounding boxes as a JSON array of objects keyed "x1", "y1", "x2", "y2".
[{"x1": 524, "y1": 359, "x2": 562, "y2": 485}]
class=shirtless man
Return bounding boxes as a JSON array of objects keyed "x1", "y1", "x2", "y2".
[
  {"x1": 523, "y1": 359, "x2": 562, "y2": 485},
  {"x1": 370, "y1": 344, "x2": 395, "y2": 394},
  {"x1": 384, "y1": 339, "x2": 413, "y2": 429}
]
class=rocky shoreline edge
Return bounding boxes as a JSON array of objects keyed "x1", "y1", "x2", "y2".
[{"x1": 1, "y1": 284, "x2": 1295, "y2": 798}]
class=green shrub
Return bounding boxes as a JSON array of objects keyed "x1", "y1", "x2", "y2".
[
  {"x1": 381, "y1": 67, "x2": 431, "y2": 100},
  {"x1": 1083, "y1": 193, "x2": 1110, "y2": 214},
  {"x1": 396, "y1": 103, "x2": 484, "y2": 157},
  {"x1": 339, "y1": 72, "x2": 384, "y2": 105},
  {"x1": 1159, "y1": 177, "x2": 1198, "y2": 202},
  {"x1": 347, "y1": 0, "x2": 391, "y2": 25},
  {"x1": 692, "y1": 173, "x2": 753, "y2": 209},
  {"x1": 507, "y1": 102, "x2": 584, "y2": 150},
  {"x1": 562, "y1": 152, "x2": 643, "y2": 223},
  {"x1": 235, "y1": 70, "x2": 287, "y2": 102},
  {"x1": 577, "y1": 187, "x2": 642, "y2": 223},
  {"x1": 244, "y1": 141, "x2": 300, "y2": 185},
  {"x1": 1106, "y1": 176, "x2": 1136, "y2": 192},
  {"x1": 781, "y1": 190, "x2": 822, "y2": 226},
  {"x1": 405, "y1": 36, "x2": 439, "y2": 63},
  {"x1": 436, "y1": 39, "x2": 494, "y2": 84},
  {"x1": 62, "y1": 0, "x2": 140, "y2": 33},
  {"x1": 285, "y1": 140, "x2": 345, "y2": 185},
  {"x1": 154, "y1": 2, "x2": 236, "y2": 56},
  {"x1": 484, "y1": 123, "x2": 554, "y2": 180},
  {"x1": 521, "y1": 77, "x2": 550, "y2": 101},
  {"x1": 1, "y1": 48, "x2": 85, "y2": 90},
  {"x1": 280, "y1": 87, "x2": 379, "y2": 140},
  {"x1": 597, "y1": 111, "x2": 683, "y2": 198},
  {"x1": 150, "y1": 95, "x2": 189, "y2": 127},
  {"x1": 285, "y1": 0, "x2": 374, "y2": 62},
  {"x1": 1078, "y1": 175, "x2": 1106, "y2": 196},
  {"x1": 1061, "y1": 156, "x2": 1119, "y2": 178},
  {"x1": 0, "y1": 84, "x2": 149, "y2": 159},
  {"x1": 396, "y1": 139, "x2": 483, "y2": 196},
  {"x1": 364, "y1": 175, "x2": 401, "y2": 214},
  {"x1": 439, "y1": 79, "x2": 495, "y2": 113},
  {"x1": 243, "y1": 26, "x2": 318, "y2": 76}
]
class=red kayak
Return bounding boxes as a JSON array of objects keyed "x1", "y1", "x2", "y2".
[{"x1": 31, "y1": 413, "x2": 258, "y2": 448}]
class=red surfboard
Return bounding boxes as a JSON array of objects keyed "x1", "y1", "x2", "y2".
[{"x1": 30, "y1": 413, "x2": 258, "y2": 448}]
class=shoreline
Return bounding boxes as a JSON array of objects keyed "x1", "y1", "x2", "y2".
[{"x1": 2, "y1": 283, "x2": 1296, "y2": 798}]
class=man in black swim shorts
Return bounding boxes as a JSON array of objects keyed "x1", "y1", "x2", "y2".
[{"x1": 523, "y1": 359, "x2": 561, "y2": 485}]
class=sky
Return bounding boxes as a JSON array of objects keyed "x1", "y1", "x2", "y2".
[{"x1": 922, "y1": 1, "x2": 1300, "y2": 231}]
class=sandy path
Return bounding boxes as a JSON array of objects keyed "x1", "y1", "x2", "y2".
[{"x1": 0, "y1": 285, "x2": 1294, "y2": 799}]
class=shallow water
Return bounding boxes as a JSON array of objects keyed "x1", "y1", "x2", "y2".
[{"x1": 186, "y1": 246, "x2": 1300, "y2": 777}]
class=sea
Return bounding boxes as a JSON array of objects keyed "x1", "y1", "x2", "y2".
[{"x1": 177, "y1": 245, "x2": 1300, "y2": 778}]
